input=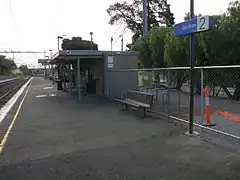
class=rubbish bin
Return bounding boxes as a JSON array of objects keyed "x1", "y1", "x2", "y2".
[{"x1": 57, "y1": 79, "x2": 63, "y2": 90}]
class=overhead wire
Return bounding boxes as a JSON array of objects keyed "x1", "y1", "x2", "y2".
[
  {"x1": 113, "y1": 26, "x2": 127, "y2": 45},
  {"x1": 9, "y1": 3, "x2": 26, "y2": 64},
  {"x1": 4, "y1": 0, "x2": 32, "y2": 65},
  {"x1": 111, "y1": 0, "x2": 136, "y2": 49},
  {"x1": 7, "y1": 0, "x2": 18, "y2": 27},
  {"x1": 111, "y1": 20, "x2": 124, "y2": 39}
]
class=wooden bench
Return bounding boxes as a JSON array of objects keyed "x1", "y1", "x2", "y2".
[{"x1": 115, "y1": 90, "x2": 153, "y2": 117}]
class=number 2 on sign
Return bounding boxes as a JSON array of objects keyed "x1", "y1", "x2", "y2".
[
  {"x1": 200, "y1": 17, "x2": 206, "y2": 30},
  {"x1": 197, "y1": 16, "x2": 210, "y2": 32}
]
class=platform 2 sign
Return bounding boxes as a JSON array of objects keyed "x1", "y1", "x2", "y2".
[{"x1": 174, "y1": 15, "x2": 214, "y2": 37}]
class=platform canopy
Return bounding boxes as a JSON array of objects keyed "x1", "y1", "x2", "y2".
[
  {"x1": 50, "y1": 50, "x2": 104, "y2": 64},
  {"x1": 38, "y1": 58, "x2": 50, "y2": 65}
]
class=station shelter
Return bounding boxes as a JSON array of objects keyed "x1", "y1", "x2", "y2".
[{"x1": 50, "y1": 50, "x2": 139, "y2": 100}]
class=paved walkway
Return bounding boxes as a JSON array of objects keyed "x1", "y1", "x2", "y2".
[
  {"x1": 176, "y1": 92, "x2": 240, "y2": 137},
  {"x1": 0, "y1": 77, "x2": 240, "y2": 180}
]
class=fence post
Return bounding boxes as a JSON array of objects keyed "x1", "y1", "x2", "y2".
[
  {"x1": 178, "y1": 90, "x2": 180, "y2": 111},
  {"x1": 167, "y1": 70, "x2": 171, "y2": 117},
  {"x1": 201, "y1": 68, "x2": 204, "y2": 124},
  {"x1": 155, "y1": 88, "x2": 158, "y2": 104}
]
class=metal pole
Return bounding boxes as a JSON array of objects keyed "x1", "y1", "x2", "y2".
[
  {"x1": 91, "y1": 37, "x2": 93, "y2": 50},
  {"x1": 68, "y1": 61, "x2": 72, "y2": 96},
  {"x1": 167, "y1": 70, "x2": 170, "y2": 120},
  {"x1": 77, "y1": 57, "x2": 81, "y2": 101},
  {"x1": 189, "y1": 0, "x2": 195, "y2": 134},
  {"x1": 44, "y1": 64, "x2": 47, "y2": 79},
  {"x1": 44, "y1": 51, "x2": 46, "y2": 79},
  {"x1": 57, "y1": 64, "x2": 60, "y2": 80},
  {"x1": 63, "y1": 65, "x2": 67, "y2": 92},
  {"x1": 57, "y1": 37, "x2": 60, "y2": 51},
  {"x1": 49, "y1": 50, "x2": 54, "y2": 83},
  {"x1": 155, "y1": 89, "x2": 159, "y2": 104},
  {"x1": 143, "y1": 0, "x2": 148, "y2": 35},
  {"x1": 90, "y1": 32, "x2": 93, "y2": 50},
  {"x1": 52, "y1": 63, "x2": 55, "y2": 84},
  {"x1": 201, "y1": 68, "x2": 204, "y2": 124},
  {"x1": 111, "y1": 37, "x2": 113, "y2": 52},
  {"x1": 121, "y1": 36, "x2": 123, "y2": 51}
]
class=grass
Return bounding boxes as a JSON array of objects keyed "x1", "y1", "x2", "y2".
[{"x1": 13, "y1": 73, "x2": 25, "y2": 79}]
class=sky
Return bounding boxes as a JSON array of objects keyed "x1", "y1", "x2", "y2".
[{"x1": 0, "y1": 0, "x2": 231, "y2": 68}]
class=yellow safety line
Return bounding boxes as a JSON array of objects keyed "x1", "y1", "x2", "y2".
[{"x1": 0, "y1": 79, "x2": 32, "y2": 154}]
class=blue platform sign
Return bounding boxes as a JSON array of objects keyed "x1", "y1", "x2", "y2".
[{"x1": 174, "y1": 15, "x2": 214, "y2": 37}]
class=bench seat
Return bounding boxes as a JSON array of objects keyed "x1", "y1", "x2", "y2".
[{"x1": 115, "y1": 90, "x2": 153, "y2": 117}]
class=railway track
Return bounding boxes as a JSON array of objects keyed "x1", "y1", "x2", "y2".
[{"x1": 0, "y1": 78, "x2": 29, "y2": 108}]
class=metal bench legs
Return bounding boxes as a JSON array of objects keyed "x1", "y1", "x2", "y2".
[
  {"x1": 124, "y1": 103, "x2": 128, "y2": 110},
  {"x1": 143, "y1": 108, "x2": 146, "y2": 117},
  {"x1": 115, "y1": 101, "x2": 128, "y2": 111}
]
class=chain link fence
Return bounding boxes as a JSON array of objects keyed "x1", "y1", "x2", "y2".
[
  {"x1": 107, "y1": 65, "x2": 240, "y2": 136},
  {"x1": 202, "y1": 67, "x2": 240, "y2": 136},
  {"x1": 204, "y1": 67, "x2": 240, "y2": 99}
]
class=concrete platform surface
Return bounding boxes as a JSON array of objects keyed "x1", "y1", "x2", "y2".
[{"x1": 0, "y1": 77, "x2": 240, "y2": 180}]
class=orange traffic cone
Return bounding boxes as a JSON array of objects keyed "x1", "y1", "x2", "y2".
[{"x1": 203, "y1": 86, "x2": 216, "y2": 126}]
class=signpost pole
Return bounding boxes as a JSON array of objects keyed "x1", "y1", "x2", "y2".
[
  {"x1": 173, "y1": 1, "x2": 214, "y2": 135},
  {"x1": 143, "y1": 0, "x2": 148, "y2": 35},
  {"x1": 189, "y1": 0, "x2": 195, "y2": 134}
]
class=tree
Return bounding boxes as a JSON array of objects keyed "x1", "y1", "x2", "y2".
[
  {"x1": 131, "y1": 35, "x2": 153, "y2": 68},
  {"x1": 61, "y1": 37, "x2": 98, "y2": 50},
  {"x1": 19, "y1": 65, "x2": 29, "y2": 76},
  {"x1": 107, "y1": 0, "x2": 175, "y2": 48},
  {"x1": 126, "y1": 1, "x2": 240, "y2": 99},
  {"x1": 0, "y1": 55, "x2": 16, "y2": 75},
  {"x1": 224, "y1": 0, "x2": 240, "y2": 100},
  {"x1": 195, "y1": 2, "x2": 240, "y2": 100},
  {"x1": 131, "y1": 26, "x2": 169, "y2": 68},
  {"x1": 149, "y1": 26, "x2": 169, "y2": 67},
  {"x1": 163, "y1": 28, "x2": 189, "y2": 90},
  {"x1": 164, "y1": 29, "x2": 188, "y2": 67},
  {"x1": 163, "y1": 13, "x2": 228, "y2": 93}
]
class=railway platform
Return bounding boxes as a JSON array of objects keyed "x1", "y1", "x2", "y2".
[{"x1": 0, "y1": 77, "x2": 240, "y2": 180}]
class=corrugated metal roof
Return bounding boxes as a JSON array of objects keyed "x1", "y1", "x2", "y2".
[{"x1": 51, "y1": 50, "x2": 139, "y2": 63}]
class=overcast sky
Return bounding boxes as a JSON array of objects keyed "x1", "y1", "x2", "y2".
[{"x1": 0, "y1": 0, "x2": 231, "y2": 68}]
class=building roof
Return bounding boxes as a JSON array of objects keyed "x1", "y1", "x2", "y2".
[
  {"x1": 51, "y1": 50, "x2": 103, "y2": 63},
  {"x1": 51, "y1": 50, "x2": 139, "y2": 64}
]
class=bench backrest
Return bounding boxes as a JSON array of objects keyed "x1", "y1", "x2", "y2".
[{"x1": 127, "y1": 90, "x2": 153, "y2": 106}]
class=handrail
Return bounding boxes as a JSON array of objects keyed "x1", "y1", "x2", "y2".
[
  {"x1": 108, "y1": 65, "x2": 240, "y2": 72},
  {"x1": 139, "y1": 86, "x2": 154, "y2": 93},
  {"x1": 161, "y1": 89, "x2": 181, "y2": 111},
  {"x1": 150, "y1": 87, "x2": 166, "y2": 105}
]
